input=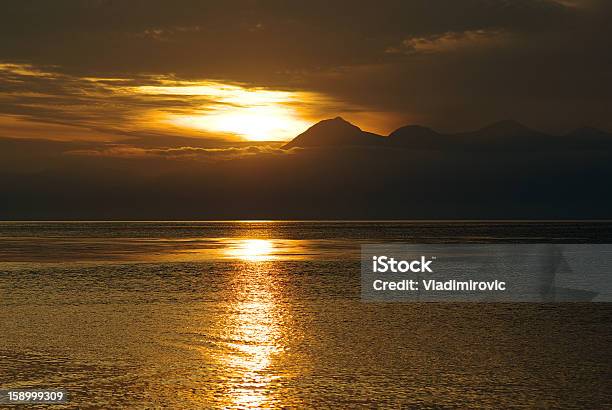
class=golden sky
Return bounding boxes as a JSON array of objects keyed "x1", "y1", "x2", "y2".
[{"x1": 0, "y1": 63, "x2": 401, "y2": 142}]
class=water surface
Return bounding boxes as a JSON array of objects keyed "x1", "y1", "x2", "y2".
[{"x1": 1, "y1": 221, "x2": 611, "y2": 408}]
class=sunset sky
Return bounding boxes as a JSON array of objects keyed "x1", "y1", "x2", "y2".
[{"x1": 1, "y1": 0, "x2": 611, "y2": 145}]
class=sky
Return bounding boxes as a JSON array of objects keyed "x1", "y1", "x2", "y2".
[{"x1": 1, "y1": 0, "x2": 611, "y2": 145}]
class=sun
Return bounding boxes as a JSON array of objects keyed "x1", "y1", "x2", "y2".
[
  {"x1": 137, "y1": 80, "x2": 315, "y2": 141},
  {"x1": 172, "y1": 105, "x2": 310, "y2": 142}
]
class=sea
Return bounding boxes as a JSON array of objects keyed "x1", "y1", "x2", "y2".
[{"x1": 1, "y1": 221, "x2": 611, "y2": 408}]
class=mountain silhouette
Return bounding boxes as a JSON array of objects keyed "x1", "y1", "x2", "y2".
[
  {"x1": 386, "y1": 125, "x2": 446, "y2": 149},
  {"x1": 471, "y1": 120, "x2": 542, "y2": 139},
  {"x1": 454, "y1": 119, "x2": 554, "y2": 151},
  {"x1": 282, "y1": 117, "x2": 384, "y2": 149},
  {"x1": 284, "y1": 117, "x2": 612, "y2": 152}
]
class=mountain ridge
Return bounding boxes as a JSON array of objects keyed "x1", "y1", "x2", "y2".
[{"x1": 283, "y1": 117, "x2": 612, "y2": 151}]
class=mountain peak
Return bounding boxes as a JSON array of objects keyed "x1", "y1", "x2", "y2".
[
  {"x1": 388, "y1": 124, "x2": 439, "y2": 137},
  {"x1": 282, "y1": 117, "x2": 383, "y2": 149},
  {"x1": 313, "y1": 116, "x2": 360, "y2": 130},
  {"x1": 478, "y1": 120, "x2": 537, "y2": 137},
  {"x1": 387, "y1": 125, "x2": 443, "y2": 148}
]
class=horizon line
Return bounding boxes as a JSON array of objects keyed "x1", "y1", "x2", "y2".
[{"x1": 1, "y1": 219, "x2": 612, "y2": 223}]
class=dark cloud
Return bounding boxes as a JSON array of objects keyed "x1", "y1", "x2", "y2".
[{"x1": 0, "y1": 1, "x2": 579, "y2": 77}]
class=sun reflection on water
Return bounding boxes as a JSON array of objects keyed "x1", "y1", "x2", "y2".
[
  {"x1": 219, "y1": 259, "x2": 284, "y2": 408},
  {"x1": 200, "y1": 229, "x2": 289, "y2": 408},
  {"x1": 225, "y1": 239, "x2": 275, "y2": 262}
]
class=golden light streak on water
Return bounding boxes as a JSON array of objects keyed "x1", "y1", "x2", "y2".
[{"x1": 216, "y1": 255, "x2": 286, "y2": 408}]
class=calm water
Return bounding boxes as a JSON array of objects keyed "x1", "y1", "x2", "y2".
[{"x1": 1, "y1": 221, "x2": 611, "y2": 408}]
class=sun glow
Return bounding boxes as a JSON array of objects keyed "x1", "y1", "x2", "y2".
[
  {"x1": 136, "y1": 80, "x2": 317, "y2": 141},
  {"x1": 171, "y1": 105, "x2": 309, "y2": 142},
  {"x1": 226, "y1": 239, "x2": 275, "y2": 261}
]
